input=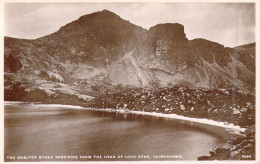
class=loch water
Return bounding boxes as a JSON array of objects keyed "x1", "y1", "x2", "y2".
[{"x1": 4, "y1": 102, "x2": 226, "y2": 161}]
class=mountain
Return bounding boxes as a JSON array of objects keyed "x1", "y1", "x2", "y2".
[{"x1": 4, "y1": 10, "x2": 255, "y2": 103}]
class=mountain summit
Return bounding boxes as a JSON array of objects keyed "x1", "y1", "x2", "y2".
[
  {"x1": 34, "y1": 10, "x2": 146, "y2": 66},
  {"x1": 149, "y1": 23, "x2": 188, "y2": 44},
  {"x1": 49, "y1": 9, "x2": 146, "y2": 38},
  {"x1": 4, "y1": 10, "x2": 255, "y2": 102}
]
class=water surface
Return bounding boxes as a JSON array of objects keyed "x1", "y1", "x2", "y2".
[{"x1": 5, "y1": 103, "x2": 225, "y2": 161}]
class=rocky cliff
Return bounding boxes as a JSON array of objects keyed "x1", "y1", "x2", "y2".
[{"x1": 4, "y1": 10, "x2": 255, "y2": 102}]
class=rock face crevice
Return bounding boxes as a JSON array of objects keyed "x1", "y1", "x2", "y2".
[{"x1": 4, "y1": 9, "x2": 255, "y2": 100}]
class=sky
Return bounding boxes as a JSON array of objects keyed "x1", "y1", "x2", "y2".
[{"x1": 4, "y1": 3, "x2": 255, "y2": 47}]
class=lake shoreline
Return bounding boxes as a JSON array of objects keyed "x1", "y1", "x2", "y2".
[
  {"x1": 5, "y1": 101, "x2": 254, "y2": 161},
  {"x1": 4, "y1": 101, "x2": 246, "y2": 136}
]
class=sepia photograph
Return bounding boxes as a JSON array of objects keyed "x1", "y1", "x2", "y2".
[{"x1": 2, "y1": 2, "x2": 258, "y2": 163}]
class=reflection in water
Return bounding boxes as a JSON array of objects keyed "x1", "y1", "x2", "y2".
[{"x1": 5, "y1": 103, "x2": 225, "y2": 161}]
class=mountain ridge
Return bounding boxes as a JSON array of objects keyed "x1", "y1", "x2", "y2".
[
  {"x1": 4, "y1": 9, "x2": 255, "y2": 103},
  {"x1": 4, "y1": 9, "x2": 254, "y2": 48}
]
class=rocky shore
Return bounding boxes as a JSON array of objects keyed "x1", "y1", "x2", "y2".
[
  {"x1": 5, "y1": 100, "x2": 255, "y2": 160},
  {"x1": 198, "y1": 125, "x2": 255, "y2": 160},
  {"x1": 88, "y1": 86, "x2": 255, "y2": 160}
]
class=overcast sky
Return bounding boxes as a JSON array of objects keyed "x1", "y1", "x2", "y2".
[{"x1": 4, "y1": 3, "x2": 255, "y2": 47}]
